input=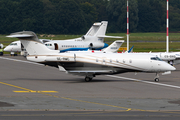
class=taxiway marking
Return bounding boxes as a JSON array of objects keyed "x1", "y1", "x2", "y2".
[
  {"x1": 0, "y1": 81, "x2": 133, "y2": 111},
  {"x1": 107, "y1": 75, "x2": 180, "y2": 89},
  {"x1": 0, "y1": 82, "x2": 58, "y2": 93},
  {"x1": 13, "y1": 91, "x2": 58, "y2": 93}
]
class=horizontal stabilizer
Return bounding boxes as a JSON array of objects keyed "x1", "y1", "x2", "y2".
[
  {"x1": 98, "y1": 35, "x2": 124, "y2": 39},
  {"x1": 7, "y1": 31, "x2": 58, "y2": 55},
  {"x1": 6, "y1": 31, "x2": 41, "y2": 43},
  {"x1": 7, "y1": 34, "x2": 33, "y2": 38}
]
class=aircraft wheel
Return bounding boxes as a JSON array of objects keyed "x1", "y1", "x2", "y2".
[
  {"x1": 154, "y1": 78, "x2": 159, "y2": 82},
  {"x1": 85, "y1": 77, "x2": 92, "y2": 82}
]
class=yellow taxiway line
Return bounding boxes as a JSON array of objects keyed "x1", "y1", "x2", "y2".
[
  {"x1": 0, "y1": 82, "x2": 58, "y2": 93},
  {"x1": 13, "y1": 91, "x2": 58, "y2": 93},
  {"x1": 0, "y1": 81, "x2": 132, "y2": 111}
]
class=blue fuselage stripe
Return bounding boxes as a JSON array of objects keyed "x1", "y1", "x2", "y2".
[{"x1": 60, "y1": 43, "x2": 109, "y2": 52}]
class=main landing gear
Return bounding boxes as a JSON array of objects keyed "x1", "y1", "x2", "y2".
[
  {"x1": 84, "y1": 75, "x2": 95, "y2": 82},
  {"x1": 154, "y1": 73, "x2": 159, "y2": 82},
  {"x1": 85, "y1": 77, "x2": 92, "y2": 82}
]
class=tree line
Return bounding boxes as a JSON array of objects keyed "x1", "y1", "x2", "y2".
[{"x1": 0, "y1": 0, "x2": 180, "y2": 34}]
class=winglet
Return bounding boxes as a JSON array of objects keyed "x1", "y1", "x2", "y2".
[{"x1": 128, "y1": 45, "x2": 134, "y2": 53}]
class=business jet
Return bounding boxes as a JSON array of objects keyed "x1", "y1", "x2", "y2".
[
  {"x1": 7, "y1": 31, "x2": 176, "y2": 82},
  {"x1": 44, "y1": 21, "x2": 123, "y2": 52},
  {"x1": 149, "y1": 52, "x2": 180, "y2": 66},
  {"x1": 4, "y1": 21, "x2": 123, "y2": 55}
]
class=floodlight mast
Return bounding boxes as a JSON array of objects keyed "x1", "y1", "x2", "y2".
[
  {"x1": 127, "y1": 0, "x2": 129, "y2": 51},
  {"x1": 166, "y1": 0, "x2": 169, "y2": 53}
]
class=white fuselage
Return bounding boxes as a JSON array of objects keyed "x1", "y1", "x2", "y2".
[
  {"x1": 44, "y1": 36, "x2": 108, "y2": 52},
  {"x1": 26, "y1": 52, "x2": 175, "y2": 73}
]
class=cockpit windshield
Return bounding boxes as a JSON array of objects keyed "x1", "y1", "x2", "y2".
[
  {"x1": 151, "y1": 57, "x2": 162, "y2": 61},
  {"x1": 45, "y1": 44, "x2": 52, "y2": 46},
  {"x1": 10, "y1": 43, "x2": 17, "y2": 46}
]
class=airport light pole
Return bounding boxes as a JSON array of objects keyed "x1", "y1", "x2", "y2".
[
  {"x1": 127, "y1": 0, "x2": 129, "y2": 51},
  {"x1": 166, "y1": 0, "x2": 169, "y2": 53}
]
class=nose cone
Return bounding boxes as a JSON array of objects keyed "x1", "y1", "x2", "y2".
[
  {"x1": 3, "y1": 46, "x2": 11, "y2": 52},
  {"x1": 163, "y1": 63, "x2": 176, "y2": 71},
  {"x1": 169, "y1": 65, "x2": 176, "y2": 71}
]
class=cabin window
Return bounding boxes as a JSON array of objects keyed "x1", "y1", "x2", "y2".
[
  {"x1": 110, "y1": 59, "x2": 112, "y2": 63},
  {"x1": 96, "y1": 59, "x2": 98, "y2": 62},
  {"x1": 151, "y1": 57, "x2": 162, "y2": 61}
]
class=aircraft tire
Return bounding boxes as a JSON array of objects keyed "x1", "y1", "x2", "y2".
[
  {"x1": 154, "y1": 78, "x2": 159, "y2": 82},
  {"x1": 85, "y1": 77, "x2": 92, "y2": 82}
]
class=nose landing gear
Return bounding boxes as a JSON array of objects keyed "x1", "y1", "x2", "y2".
[
  {"x1": 154, "y1": 73, "x2": 159, "y2": 82},
  {"x1": 154, "y1": 78, "x2": 159, "y2": 82}
]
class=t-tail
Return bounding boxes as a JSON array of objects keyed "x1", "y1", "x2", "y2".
[
  {"x1": 6, "y1": 31, "x2": 59, "y2": 55},
  {"x1": 85, "y1": 21, "x2": 123, "y2": 42}
]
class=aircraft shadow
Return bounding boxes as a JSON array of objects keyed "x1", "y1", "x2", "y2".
[{"x1": 10, "y1": 77, "x2": 134, "y2": 83}]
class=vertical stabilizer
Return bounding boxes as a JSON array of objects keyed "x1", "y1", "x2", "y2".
[
  {"x1": 85, "y1": 21, "x2": 108, "y2": 37},
  {"x1": 103, "y1": 40, "x2": 124, "y2": 53},
  {"x1": 7, "y1": 31, "x2": 58, "y2": 55}
]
